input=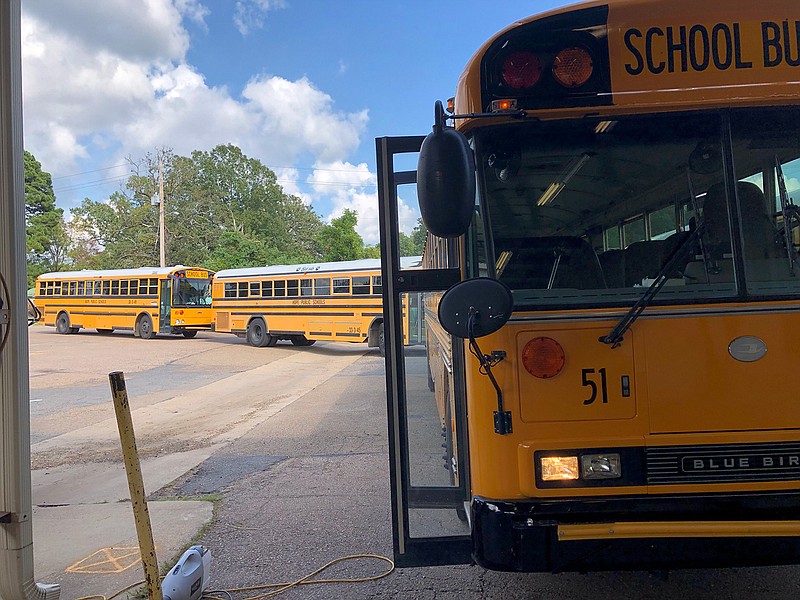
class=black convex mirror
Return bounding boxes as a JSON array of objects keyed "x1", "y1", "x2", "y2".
[
  {"x1": 417, "y1": 101, "x2": 475, "y2": 238},
  {"x1": 438, "y1": 277, "x2": 513, "y2": 339}
]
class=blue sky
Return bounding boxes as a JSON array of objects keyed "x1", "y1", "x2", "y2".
[{"x1": 21, "y1": 0, "x2": 568, "y2": 244}]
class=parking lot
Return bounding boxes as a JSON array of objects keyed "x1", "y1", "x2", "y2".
[{"x1": 25, "y1": 326, "x2": 800, "y2": 599}]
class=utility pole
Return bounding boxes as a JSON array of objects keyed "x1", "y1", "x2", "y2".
[{"x1": 158, "y1": 150, "x2": 166, "y2": 267}]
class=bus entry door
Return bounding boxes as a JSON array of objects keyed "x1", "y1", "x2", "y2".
[
  {"x1": 159, "y1": 279, "x2": 171, "y2": 332},
  {"x1": 376, "y1": 135, "x2": 471, "y2": 567}
]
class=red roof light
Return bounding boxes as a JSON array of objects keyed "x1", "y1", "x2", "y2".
[{"x1": 502, "y1": 51, "x2": 542, "y2": 90}]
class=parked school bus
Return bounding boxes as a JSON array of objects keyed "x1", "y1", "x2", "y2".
[
  {"x1": 34, "y1": 266, "x2": 214, "y2": 338},
  {"x1": 377, "y1": 0, "x2": 800, "y2": 572},
  {"x1": 211, "y1": 257, "x2": 423, "y2": 351}
]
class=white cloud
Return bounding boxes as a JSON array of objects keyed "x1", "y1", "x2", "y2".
[
  {"x1": 308, "y1": 161, "x2": 418, "y2": 245},
  {"x1": 174, "y1": 0, "x2": 210, "y2": 29},
  {"x1": 233, "y1": 0, "x2": 287, "y2": 36},
  {"x1": 243, "y1": 76, "x2": 368, "y2": 164},
  {"x1": 21, "y1": 0, "x2": 371, "y2": 224},
  {"x1": 23, "y1": 0, "x2": 190, "y2": 62},
  {"x1": 273, "y1": 166, "x2": 313, "y2": 205}
]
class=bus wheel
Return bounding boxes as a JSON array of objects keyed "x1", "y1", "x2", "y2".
[
  {"x1": 137, "y1": 314, "x2": 155, "y2": 339},
  {"x1": 246, "y1": 318, "x2": 271, "y2": 347},
  {"x1": 182, "y1": 330, "x2": 198, "y2": 339},
  {"x1": 56, "y1": 312, "x2": 71, "y2": 334},
  {"x1": 97, "y1": 328, "x2": 113, "y2": 335},
  {"x1": 291, "y1": 335, "x2": 315, "y2": 346}
]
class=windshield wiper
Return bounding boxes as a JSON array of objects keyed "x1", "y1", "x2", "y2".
[
  {"x1": 599, "y1": 223, "x2": 705, "y2": 348},
  {"x1": 775, "y1": 156, "x2": 800, "y2": 275}
]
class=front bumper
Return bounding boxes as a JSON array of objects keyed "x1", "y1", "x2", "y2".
[{"x1": 472, "y1": 492, "x2": 800, "y2": 572}]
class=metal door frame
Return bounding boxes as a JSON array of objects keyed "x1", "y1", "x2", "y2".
[{"x1": 376, "y1": 135, "x2": 471, "y2": 567}]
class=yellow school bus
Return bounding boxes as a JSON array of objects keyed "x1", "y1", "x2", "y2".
[
  {"x1": 377, "y1": 0, "x2": 800, "y2": 572},
  {"x1": 35, "y1": 266, "x2": 214, "y2": 338},
  {"x1": 211, "y1": 257, "x2": 423, "y2": 351}
]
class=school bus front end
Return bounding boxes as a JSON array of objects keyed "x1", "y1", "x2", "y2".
[
  {"x1": 463, "y1": 306, "x2": 800, "y2": 572},
  {"x1": 378, "y1": 0, "x2": 800, "y2": 573}
]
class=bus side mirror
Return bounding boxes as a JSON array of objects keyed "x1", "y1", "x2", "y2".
[
  {"x1": 438, "y1": 278, "x2": 513, "y2": 339},
  {"x1": 417, "y1": 101, "x2": 475, "y2": 238}
]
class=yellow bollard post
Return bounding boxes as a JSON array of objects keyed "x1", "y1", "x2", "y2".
[{"x1": 108, "y1": 371, "x2": 163, "y2": 600}]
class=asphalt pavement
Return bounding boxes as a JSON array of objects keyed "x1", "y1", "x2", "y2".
[{"x1": 27, "y1": 338, "x2": 800, "y2": 599}]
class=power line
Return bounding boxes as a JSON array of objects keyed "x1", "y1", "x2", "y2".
[{"x1": 51, "y1": 163, "x2": 130, "y2": 180}]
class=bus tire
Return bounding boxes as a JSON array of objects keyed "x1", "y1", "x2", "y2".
[
  {"x1": 182, "y1": 330, "x2": 198, "y2": 338},
  {"x1": 246, "y1": 318, "x2": 271, "y2": 347},
  {"x1": 56, "y1": 312, "x2": 71, "y2": 334},
  {"x1": 136, "y1": 314, "x2": 156, "y2": 339}
]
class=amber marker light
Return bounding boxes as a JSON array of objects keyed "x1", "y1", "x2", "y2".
[
  {"x1": 522, "y1": 336, "x2": 566, "y2": 379},
  {"x1": 491, "y1": 99, "x2": 518, "y2": 112},
  {"x1": 552, "y1": 46, "x2": 594, "y2": 88}
]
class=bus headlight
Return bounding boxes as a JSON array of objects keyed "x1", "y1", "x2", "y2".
[
  {"x1": 540, "y1": 456, "x2": 579, "y2": 481},
  {"x1": 581, "y1": 453, "x2": 621, "y2": 479},
  {"x1": 536, "y1": 448, "x2": 641, "y2": 488}
]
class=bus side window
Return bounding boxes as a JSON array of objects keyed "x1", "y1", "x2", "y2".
[
  {"x1": 77, "y1": 281, "x2": 85, "y2": 296},
  {"x1": 333, "y1": 278, "x2": 349, "y2": 294},
  {"x1": 262, "y1": 281, "x2": 272, "y2": 297},
  {"x1": 372, "y1": 276, "x2": 382, "y2": 295},
  {"x1": 111, "y1": 280, "x2": 120, "y2": 296},
  {"x1": 300, "y1": 279, "x2": 312, "y2": 296},
  {"x1": 352, "y1": 276, "x2": 369, "y2": 295},
  {"x1": 274, "y1": 280, "x2": 286, "y2": 297},
  {"x1": 287, "y1": 279, "x2": 299, "y2": 297},
  {"x1": 249, "y1": 281, "x2": 260, "y2": 297},
  {"x1": 314, "y1": 278, "x2": 330, "y2": 296},
  {"x1": 120, "y1": 280, "x2": 128, "y2": 295},
  {"x1": 224, "y1": 283, "x2": 236, "y2": 298},
  {"x1": 237, "y1": 282, "x2": 248, "y2": 298},
  {"x1": 102, "y1": 281, "x2": 110, "y2": 296}
]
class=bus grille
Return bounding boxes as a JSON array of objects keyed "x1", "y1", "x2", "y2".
[{"x1": 647, "y1": 442, "x2": 800, "y2": 485}]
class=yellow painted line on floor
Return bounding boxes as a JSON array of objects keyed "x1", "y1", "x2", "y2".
[{"x1": 65, "y1": 546, "x2": 151, "y2": 574}]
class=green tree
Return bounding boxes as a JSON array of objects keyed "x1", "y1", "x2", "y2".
[
  {"x1": 24, "y1": 150, "x2": 71, "y2": 284},
  {"x1": 204, "y1": 230, "x2": 274, "y2": 271},
  {"x1": 70, "y1": 191, "x2": 159, "y2": 269},
  {"x1": 190, "y1": 144, "x2": 323, "y2": 263},
  {"x1": 318, "y1": 209, "x2": 366, "y2": 261},
  {"x1": 398, "y1": 218, "x2": 427, "y2": 257}
]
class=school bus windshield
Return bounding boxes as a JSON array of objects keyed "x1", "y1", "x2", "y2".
[
  {"x1": 476, "y1": 108, "x2": 800, "y2": 308},
  {"x1": 172, "y1": 278, "x2": 212, "y2": 306}
]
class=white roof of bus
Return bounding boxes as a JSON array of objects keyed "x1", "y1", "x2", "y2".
[
  {"x1": 37, "y1": 265, "x2": 199, "y2": 279},
  {"x1": 214, "y1": 256, "x2": 422, "y2": 279}
]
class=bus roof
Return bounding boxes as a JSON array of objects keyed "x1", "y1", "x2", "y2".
[
  {"x1": 214, "y1": 256, "x2": 423, "y2": 279},
  {"x1": 36, "y1": 266, "x2": 209, "y2": 280}
]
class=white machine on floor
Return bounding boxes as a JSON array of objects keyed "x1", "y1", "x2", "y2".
[{"x1": 162, "y1": 545, "x2": 212, "y2": 600}]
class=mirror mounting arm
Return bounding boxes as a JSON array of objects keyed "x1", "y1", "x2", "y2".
[{"x1": 468, "y1": 309, "x2": 512, "y2": 435}]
